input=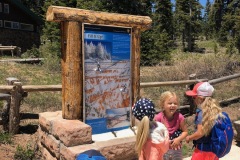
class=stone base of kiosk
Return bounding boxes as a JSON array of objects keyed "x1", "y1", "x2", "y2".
[{"x1": 38, "y1": 111, "x2": 137, "y2": 160}]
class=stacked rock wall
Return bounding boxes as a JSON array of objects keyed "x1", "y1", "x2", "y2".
[{"x1": 38, "y1": 111, "x2": 137, "y2": 160}]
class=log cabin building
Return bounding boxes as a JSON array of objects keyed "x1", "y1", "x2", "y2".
[{"x1": 0, "y1": 0, "x2": 42, "y2": 54}]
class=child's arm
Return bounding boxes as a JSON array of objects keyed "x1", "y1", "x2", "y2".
[
  {"x1": 186, "y1": 124, "x2": 204, "y2": 143},
  {"x1": 171, "y1": 120, "x2": 188, "y2": 148}
]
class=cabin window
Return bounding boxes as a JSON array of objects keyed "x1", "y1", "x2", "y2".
[
  {"x1": 4, "y1": 21, "x2": 11, "y2": 28},
  {"x1": 0, "y1": 20, "x2": 2, "y2": 27},
  {"x1": 12, "y1": 22, "x2": 19, "y2": 29},
  {"x1": 20, "y1": 23, "x2": 34, "y2": 31},
  {"x1": 4, "y1": 4, "x2": 9, "y2": 14},
  {"x1": 0, "y1": 3, "x2": 2, "y2": 12}
]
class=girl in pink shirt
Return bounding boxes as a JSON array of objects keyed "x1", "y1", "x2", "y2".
[
  {"x1": 133, "y1": 98, "x2": 169, "y2": 160},
  {"x1": 155, "y1": 91, "x2": 188, "y2": 160}
]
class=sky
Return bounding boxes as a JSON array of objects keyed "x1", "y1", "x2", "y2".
[
  {"x1": 171, "y1": 0, "x2": 213, "y2": 8},
  {"x1": 198, "y1": 0, "x2": 214, "y2": 7},
  {"x1": 200, "y1": 0, "x2": 207, "y2": 7},
  {"x1": 169, "y1": 0, "x2": 214, "y2": 15}
]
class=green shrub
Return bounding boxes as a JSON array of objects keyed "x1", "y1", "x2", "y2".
[
  {"x1": 21, "y1": 45, "x2": 40, "y2": 58},
  {"x1": 0, "y1": 132, "x2": 13, "y2": 144},
  {"x1": 14, "y1": 144, "x2": 35, "y2": 160},
  {"x1": 39, "y1": 40, "x2": 61, "y2": 72}
]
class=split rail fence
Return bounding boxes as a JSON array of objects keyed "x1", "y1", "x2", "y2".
[{"x1": 0, "y1": 73, "x2": 240, "y2": 134}]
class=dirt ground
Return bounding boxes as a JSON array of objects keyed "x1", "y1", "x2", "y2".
[{"x1": 0, "y1": 103, "x2": 239, "y2": 160}]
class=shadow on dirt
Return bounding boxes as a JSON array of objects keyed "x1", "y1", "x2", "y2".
[
  {"x1": 19, "y1": 113, "x2": 39, "y2": 134},
  {"x1": 19, "y1": 124, "x2": 38, "y2": 134},
  {"x1": 20, "y1": 113, "x2": 39, "y2": 119}
]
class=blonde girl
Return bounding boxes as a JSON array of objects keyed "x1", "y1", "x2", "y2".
[
  {"x1": 155, "y1": 91, "x2": 188, "y2": 160},
  {"x1": 186, "y1": 82, "x2": 222, "y2": 160},
  {"x1": 133, "y1": 98, "x2": 169, "y2": 160}
]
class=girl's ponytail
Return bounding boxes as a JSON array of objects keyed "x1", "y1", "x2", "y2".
[
  {"x1": 135, "y1": 116, "x2": 150, "y2": 156},
  {"x1": 132, "y1": 98, "x2": 155, "y2": 155}
]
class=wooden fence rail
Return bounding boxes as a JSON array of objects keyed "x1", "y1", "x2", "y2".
[
  {"x1": 140, "y1": 79, "x2": 208, "y2": 88},
  {"x1": 209, "y1": 73, "x2": 240, "y2": 85},
  {"x1": 22, "y1": 85, "x2": 62, "y2": 92},
  {"x1": 0, "y1": 73, "x2": 240, "y2": 134},
  {"x1": 1, "y1": 73, "x2": 240, "y2": 93},
  {"x1": 0, "y1": 58, "x2": 44, "y2": 64}
]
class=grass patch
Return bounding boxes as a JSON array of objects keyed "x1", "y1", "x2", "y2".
[
  {"x1": 14, "y1": 144, "x2": 35, "y2": 160},
  {"x1": 197, "y1": 40, "x2": 216, "y2": 49},
  {"x1": 182, "y1": 143, "x2": 194, "y2": 158},
  {"x1": 23, "y1": 92, "x2": 61, "y2": 113},
  {"x1": 0, "y1": 62, "x2": 61, "y2": 112},
  {"x1": 0, "y1": 132, "x2": 13, "y2": 144}
]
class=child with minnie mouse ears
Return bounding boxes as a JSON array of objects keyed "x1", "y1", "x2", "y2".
[{"x1": 133, "y1": 98, "x2": 169, "y2": 160}]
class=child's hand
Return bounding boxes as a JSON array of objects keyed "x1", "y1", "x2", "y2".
[{"x1": 170, "y1": 138, "x2": 181, "y2": 150}]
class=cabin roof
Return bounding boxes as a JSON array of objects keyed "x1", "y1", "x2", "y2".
[{"x1": 7, "y1": 0, "x2": 43, "y2": 25}]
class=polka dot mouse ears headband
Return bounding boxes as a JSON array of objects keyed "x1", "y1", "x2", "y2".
[{"x1": 132, "y1": 98, "x2": 156, "y2": 121}]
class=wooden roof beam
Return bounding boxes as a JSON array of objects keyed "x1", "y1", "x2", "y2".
[{"x1": 46, "y1": 6, "x2": 152, "y2": 31}]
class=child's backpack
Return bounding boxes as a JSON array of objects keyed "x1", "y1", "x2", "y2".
[
  {"x1": 76, "y1": 149, "x2": 107, "y2": 160},
  {"x1": 210, "y1": 112, "x2": 234, "y2": 158}
]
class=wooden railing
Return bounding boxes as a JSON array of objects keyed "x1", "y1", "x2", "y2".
[
  {"x1": 140, "y1": 79, "x2": 208, "y2": 88},
  {"x1": 1, "y1": 73, "x2": 240, "y2": 134},
  {"x1": 0, "y1": 58, "x2": 44, "y2": 64}
]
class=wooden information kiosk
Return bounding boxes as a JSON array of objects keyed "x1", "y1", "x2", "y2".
[
  {"x1": 39, "y1": 6, "x2": 152, "y2": 159},
  {"x1": 46, "y1": 6, "x2": 152, "y2": 122}
]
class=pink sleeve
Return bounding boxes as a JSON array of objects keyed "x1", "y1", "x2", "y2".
[
  {"x1": 154, "y1": 112, "x2": 163, "y2": 122},
  {"x1": 179, "y1": 113, "x2": 185, "y2": 123}
]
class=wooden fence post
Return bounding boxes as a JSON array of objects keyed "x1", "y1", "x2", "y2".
[
  {"x1": 187, "y1": 74, "x2": 197, "y2": 115},
  {"x1": 1, "y1": 94, "x2": 11, "y2": 131},
  {"x1": 2, "y1": 77, "x2": 19, "y2": 132},
  {"x1": 9, "y1": 82, "x2": 23, "y2": 134}
]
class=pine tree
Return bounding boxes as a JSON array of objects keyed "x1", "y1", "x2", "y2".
[
  {"x1": 175, "y1": 0, "x2": 202, "y2": 52},
  {"x1": 101, "y1": 0, "x2": 151, "y2": 16},
  {"x1": 141, "y1": 0, "x2": 173, "y2": 65},
  {"x1": 20, "y1": 0, "x2": 45, "y2": 18},
  {"x1": 233, "y1": 1, "x2": 240, "y2": 52},
  {"x1": 209, "y1": 0, "x2": 222, "y2": 34},
  {"x1": 224, "y1": 0, "x2": 240, "y2": 52},
  {"x1": 208, "y1": 0, "x2": 228, "y2": 41},
  {"x1": 203, "y1": 0, "x2": 212, "y2": 40},
  {"x1": 76, "y1": 0, "x2": 105, "y2": 11},
  {"x1": 41, "y1": 0, "x2": 79, "y2": 57}
]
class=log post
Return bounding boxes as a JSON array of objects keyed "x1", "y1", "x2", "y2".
[
  {"x1": 2, "y1": 77, "x2": 19, "y2": 132},
  {"x1": 9, "y1": 82, "x2": 23, "y2": 134},
  {"x1": 1, "y1": 95, "x2": 10, "y2": 131},
  {"x1": 61, "y1": 21, "x2": 82, "y2": 120},
  {"x1": 131, "y1": 27, "x2": 141, "y2": 126},
  {"x1": 186, "y1": 74, "x2": 197, "y2": 115}
]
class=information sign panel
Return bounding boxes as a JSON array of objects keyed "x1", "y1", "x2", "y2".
[{"x1": 83, "y1": 24, "x2": 132, "y2": 134}]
